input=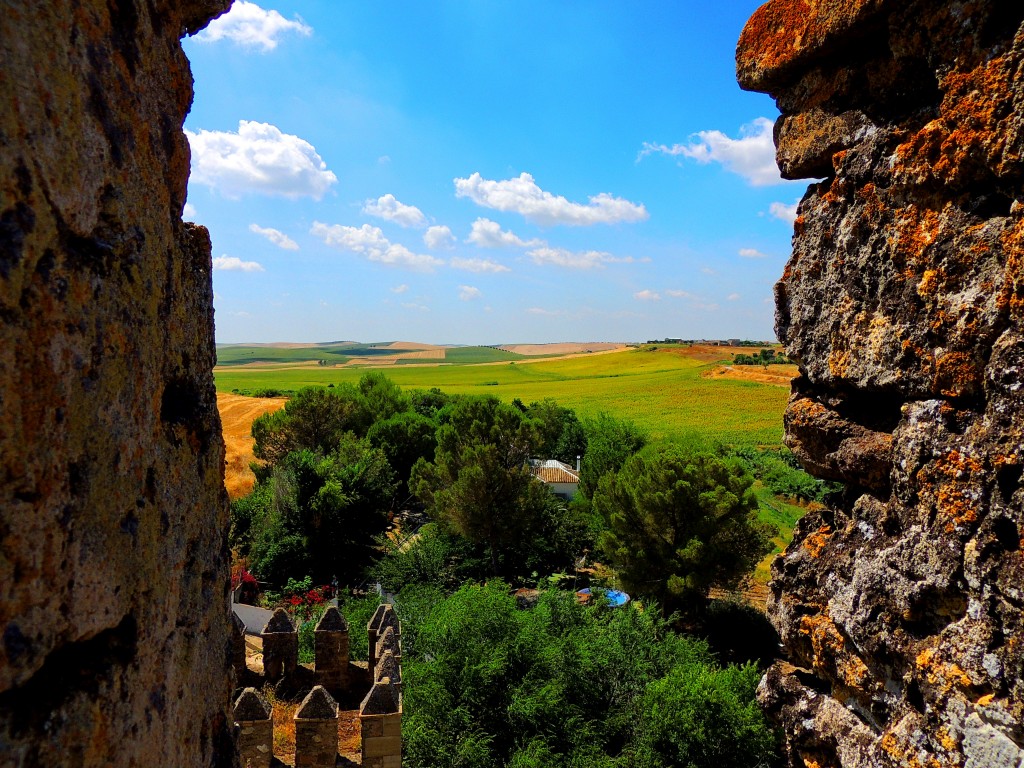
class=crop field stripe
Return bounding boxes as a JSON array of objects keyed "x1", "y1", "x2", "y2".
[{"x1": 214, "y1": 348, "x2": 789, "y2": 448}]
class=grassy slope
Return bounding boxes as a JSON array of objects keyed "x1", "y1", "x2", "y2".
[{"x1": 215, "y1": 346, "x2": 789, "y2": 448}]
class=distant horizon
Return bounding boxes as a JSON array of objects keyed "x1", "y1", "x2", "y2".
[{"x1": 213, "y1": 337, "x2": 780, "y2": 348}]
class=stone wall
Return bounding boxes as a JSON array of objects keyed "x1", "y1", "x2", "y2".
[
  {"x1": 0, "y1": 1, "x2": 234, "y2": 765},
  {"x1": 738, "y1": 2, "x2": 1024, "y2": 766}
]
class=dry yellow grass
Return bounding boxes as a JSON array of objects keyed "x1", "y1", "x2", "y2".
[
  {"x1": 704, "y1": 363, "x2": 799, "y2": 387},
  {"x1": 218, "y1": 392, "x2": 287, "y2": 499}
]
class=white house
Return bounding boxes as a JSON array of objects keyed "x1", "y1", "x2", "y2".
[{"x1": 530, "y1": 459, "x2": 580, "y2": 500}]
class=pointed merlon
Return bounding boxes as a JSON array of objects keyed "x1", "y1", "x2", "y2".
[
  {"x1": 315, "y1": 605, "x2": 348, "y2": 633},
  {"x1": 295, "y1": 685, "x2": 339, "y2": 720},
  {"x1": 233, "y1": 688, "x2": 271, "y2": 722},
  {"x1": 360, "y1": 678, "x2": 400, "y2": 715},
  {"x1": 262, "y1": 607, "x2": 295, "y2": 634},
  {"x1": 375, "y1": 650, "x2": 401, "y2": 685}
]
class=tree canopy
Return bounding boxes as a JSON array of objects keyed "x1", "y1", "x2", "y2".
[
  {"x1": 398, "y1": 582, "x2": 778, "y2": 768},
  {"x1": 594, "y1": 444, "x2": 774, "y2": 616},
  {"x1": 411, "y1": 396, "x2": 551, "y2": 576}
]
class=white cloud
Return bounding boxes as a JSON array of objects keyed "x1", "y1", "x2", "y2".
[
  {"x1": 459, "y1": 285, "x2": 482, "y2": 301},
  {"x1": 249, "y1": 223, "x2": 299, "y2": 250},
  {"x1": 213, "y1": 255, "x2": 264, "y2": 272},
  {"x1": 665, "y1": 289, "x2": 719, "y2": 312},
  {"x1": 739, "y1": 248, "x2": 769, "y2": 259},
  {"x1": 391, "y1": 284, "x2": 409, "y2": 294},
  {"x1": 634, "y1": 290, "x2": 661, "y2": 301},
  {"x1": 186, "y1": 121, "x2": 337, "y2": 199},
  {"x1": 727, "y1": 292, "x2": 741, "y2": 301},
  {"x1": 194, "y1": 1, "x2": 311, "y2": 51},
  {"x1": 770, "y1": 200, "x2": 799, "y2": 224},
  {"x1": 527, "y1": 307, "x2": 568, "y2": 317},
  {"x1": 423, "y1": 225, "x2": 456, "y2": 250},
  {"x1": 466, "y1": 218, "x2": 542, "y2": 248},
  {"x1": 362, "y1": 194, "x2": 428, "y2": 228},
  {"x1": 183, "y1": 202, "x2": 197, "y2": 218},
  {"x1": 310, "y1": 222, "x2": 444, "y2": 271},
  {"x1": 454, "y1": 172, "x2": 648, "y2": 226},
  {"x1": 449, "y1": 257, "x2": 511, "y2": 274},
  {"x1": 527, "y1": 246, "x2": 638, "y2": 270},
  {"x1": 700, "y1": 267, "x2": 717, "y2": 276},
  {"x1": 402, "y1": 302, "x2": 430, "y2": 312},
  {"x1": 640, "y1": 117, "x2": 783, "y2": 187}
]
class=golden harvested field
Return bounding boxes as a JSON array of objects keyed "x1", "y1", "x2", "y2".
[{"x1": 218, "y1": 392, "x2": 286, "y2": 499}]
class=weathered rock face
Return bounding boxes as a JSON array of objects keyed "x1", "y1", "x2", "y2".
[
  {"x1": 0, "y1": 1, "x2": 233, "y2": 765},
  {"x1": 738, "y1": 2, "x2": 1024, "y2": 766}
]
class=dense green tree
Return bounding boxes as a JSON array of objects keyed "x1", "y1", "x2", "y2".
[
  {"x1": 577, "y1": 414, "x2": 647, "y2": 500},
  {"x1": 525, "y1": 399, "x2": 587, "y2": 466},
  {"x1": 232, "y1": 435, "x2": 397, "y2": 587},
  {"x1": 356, "y1": 371, "x2": 411, "y2": 432},
  {"x1": 251, "y1": 384, "x2": 363, "y2": 463},
  {"x1": 398, "y1": 583, "x2": 778, "y2": 768},
  {"x1": 409, "y1": 387, "x2": 451, "y2": 418},
  {"x1": 411, "y1": 396, "x2": 548, "y2": 575},
  {"x1": 367, "y1": 411, "x2": 438, "y2": 504},
  {"x1": 593, "y1": 445, "x2": 774, "y2": 616}
]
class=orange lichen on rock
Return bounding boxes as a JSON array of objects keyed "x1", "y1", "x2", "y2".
[
  {"x1": 736, "y1": 0, "x2": 889, "y2": 90},
  {"x1": 916, "y1": 450, "x2": 985, "y2": 532},
  {"x1": 802, "y1": 524, "x2": 833, "y2": 558},
  {"x1": 896, "y1": 51, "x2": 1020, "y2": 186}
]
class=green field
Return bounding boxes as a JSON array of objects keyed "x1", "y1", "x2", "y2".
[{"x1": 215, "y1": 346, "x2": 790, "y2": 448}]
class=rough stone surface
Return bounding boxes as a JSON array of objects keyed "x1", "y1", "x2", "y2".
[
  {"x1": 739, "y1": 2, "x2": 1024, "y2": 766},
  {"x1": 314, "y1": 606, "x2": 349, "y2": 693},
  {"x1": 261, "y1": 608, "x2": 298, "y2": 681},
  {"x1": 295, "y1": 686, "x2": 339, "y2": 768},
  {"x1": 0, "y1": 1, "x2": 233, "y2": 766}
]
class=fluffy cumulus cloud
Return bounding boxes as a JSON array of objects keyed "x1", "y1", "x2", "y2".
[
  {"x1": 449, "y1": 257, "x2": 511, "y2": 273},
  {"x1": 728, "y1": 292, "x2": 741, "y2": 301},
  {"x1": 640, "y1": 117, "x2": 783, "y2": 187},
  {"x1": 213, "y1": 255, "x2": 264, "y2": 272},
  {"x1": 183, "y1": 202, "x2": 197, "y2": 218},
  {"x1": 249, "y1": 223, "x2": 298, "y2": 250},
  {"x1": 466, "y1": 218, "x2": 542, "y2": 248},
  {"x1": 634, "y1": 290, "x2": 661, "y2": 301},
  {"x1": 770, "y1": 200, "x2": 799, "y2": 224},
  {"x1": 527, "y1": 246, "x2": 639, "y2": 270},
  {"x1": 310, "y1": 222, "x2": 443, "y2": 271},
  {"x1": 454, "y1": 172, "x2": 648, "y2": 226},
  {"x1": 391, "y1": 284, "x2": 409, "y2": 294},
  {"x1": 459, "y1": 285, "x2": 482, "y2": 301},
  {"x1": 194, "y1": 1, "x2": 312, "y2": 51},
  {"x1": 527, "y1": 307, "x2": 568, "y2": 317},
  {"x1": 423, "y1": 225, "x2": 456, "y2": 249},
  {"x1": 362, "y1": 194, "x2": 428, "y2": 228},
  {"x1": 186, "y1": 121, "x2": 337, "y2": 199},
  {"x1": 739, "y1": 247, "x2": 769, "y2": 259}
]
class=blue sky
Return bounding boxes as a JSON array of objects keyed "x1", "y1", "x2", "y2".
[{"x1": 183, "y1": 1, "x2": 804, "y2": 345}]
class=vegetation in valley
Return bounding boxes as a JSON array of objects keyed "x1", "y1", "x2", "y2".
[{"x1": 224, "y1": 365, "x2": 827, "y2": 766}]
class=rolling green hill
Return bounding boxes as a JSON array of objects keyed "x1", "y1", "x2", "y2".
[{"x1": 215, "y1": 346, "x2": 790, "y2": 448}]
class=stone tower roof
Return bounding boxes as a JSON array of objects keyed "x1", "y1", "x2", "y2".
[
  {"x1": 295, "y1": 685, "x2": 338, "y2": 720},
  {"x1": 262, "y1": 607, "x2": 295, "y2": 634},
  {"x1": 233, "y1": 688, "x2": 271, "y2": 722},
  {"x1": 360, "y1": 679, "x2": 400, "y2": 715},
  {"x1": 315, "y1": 606, "x2": 348, "y2": 632},
  {"x1": 375, "y1": 651, "x2": 401, "y2": 684}
]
